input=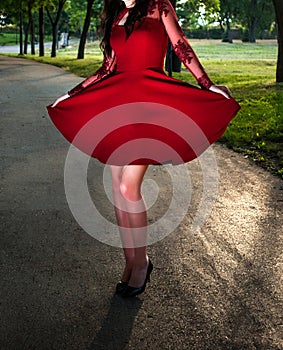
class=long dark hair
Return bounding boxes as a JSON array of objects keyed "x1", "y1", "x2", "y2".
[{"x1": 100, "y1": 0, "x2": 151, "y2": 57}]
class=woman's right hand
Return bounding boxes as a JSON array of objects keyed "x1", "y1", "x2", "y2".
[{"x1": 51, "y1": 93, "x2": 70, "y2": 107}]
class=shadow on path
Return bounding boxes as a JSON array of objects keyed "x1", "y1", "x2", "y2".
[{"x1": 88, "y1": 295, "x2": 143, "y2": 350}]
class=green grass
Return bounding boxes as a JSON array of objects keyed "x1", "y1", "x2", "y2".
[
  {"x1": 3, "y1": 39, "x2": 283, "y2": 178},
  {"x1": 174, "y1": 54, "x2": 283, "y2": 178},
  {"x1": 191, "y1": 39, "x2": 278, "y2": 60},
  {"x1": 0, "y1": 33, "x2": 19, "y2": 45},
  {"x1": 0, "y1": 32, "x2": 53, "y2": 46}
]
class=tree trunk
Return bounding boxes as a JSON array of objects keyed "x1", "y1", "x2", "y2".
[
  {"x1": 77, "y1": 0, "x2": 94, "y2": 59},
  {"x1": 24, "y1": 22, "x2": 30, "y2": 54},
  {"x1": 225, "y1": 16, "x2": 233, "y2": 43},
  {"x1": 249, "y1": 17, "x2": 257, "y2": 43},
  {"x1": 46, "y1": 1, "x2": 67, "y2": 58},
  {"x1": 19, "y1": 0, "x2": 23, "y2": 55},
  {"x1": 39, "y1": 6, "x2": 44, "y2": 57},
  {"x1": 272, "y1": 0, "x2": 283, "y2": 82},
  {"x1": 248, "y1": 0, "x2": 258, "y2": 43},
  {"x1": 28, "y1": 5, "x2": 35, "y2": 55},
  {"x1": 51, "y1": 24, "x2": 58, "y2": 58},
  {"x1": 277, "y1": 37, "x2": 283, "y2": 83}
]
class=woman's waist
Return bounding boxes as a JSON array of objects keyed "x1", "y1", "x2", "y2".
[
  {"x1": 115, "y1": 62, "x2": 165, "y2": 73},
  {"x1": 115, "y1": 67, "x2": 166, "y2": 76}
]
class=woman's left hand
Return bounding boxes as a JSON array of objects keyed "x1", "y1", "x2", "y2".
[
  {"x1": 209, "y1": 85, "x2": 231, "y2": 99},
  {"x1": 51, "y1": 93, "x2": 70, "y2": 107}
]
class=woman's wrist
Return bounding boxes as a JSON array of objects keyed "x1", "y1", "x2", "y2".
[{"x1": 197, "y1": 73, "x2": 214, "y2": 90}]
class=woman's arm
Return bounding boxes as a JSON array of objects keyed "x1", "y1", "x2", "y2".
[
  {"x1": 51, "y1": 50, "x2": 117, "y2": 107},
  {"x1": 68, "y1": 50, "x2": 117, "y2": 96},
  {"x1": 159, "y1": 0, "x2": 230, "y2": 97}
]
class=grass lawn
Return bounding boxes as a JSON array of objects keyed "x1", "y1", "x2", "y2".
[
  {"x1": 3, "y1": 39, "x2": 283, "y2": 178},
  {"x1": 0, "y1": 32, "x2": 52, "y2": 46},
  {"x1": 0, "y1": 33, "x2": 19, "y2": 45}
]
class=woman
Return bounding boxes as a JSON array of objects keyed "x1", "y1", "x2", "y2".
[{"x1": 47, "y1": 0, "x2": 240, "y2": 297}]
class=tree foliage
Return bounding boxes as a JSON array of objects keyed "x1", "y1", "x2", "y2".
[{"x1": 185, "y1": 0, "x2": 220, "y2": 27}]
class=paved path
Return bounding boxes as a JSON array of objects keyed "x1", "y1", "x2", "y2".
[
  {"x1": 0, "y1": 42, "x2": 54, "y2": 54},
  {"x1": 0, "y1": 40, "x2": 78, "y2": 54},
  {"x1": 0, "y1": 56, "x2": 282, "y2": 350}
]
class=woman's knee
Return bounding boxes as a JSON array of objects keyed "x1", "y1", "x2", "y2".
[{"x1": 119, "y1": 180, "x2": 141, "y2": 202}]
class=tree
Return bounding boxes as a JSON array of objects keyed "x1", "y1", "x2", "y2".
[
  {"x1": 36, "y1": 0, "x2": 51, "y2": 57},
  {"x1": 176, "y1": 1, "x2": 200, "y2": 28},
  {"x1": 68, "y1": 0, "x2": 102, "y2": 59},
  {"x1": 218, "y1": 0, "x2": 241, "y2": 43},
  {"x1": 28, "y1": 1, "x2": 35, "y2": 54},
  {"x1": 46, "y1": 0, "x2": 68, "y2": 57},
  {"x1": 272, "y1": 0, "x2": 283, "y2": 82},
  {"x1": 1, "y1": 0, "x2": 25, "y2": 54},
  {"x1": 77, "y1": 0, "x2": 95, "y2": 59},
  {"x1": 247, "y1": 0, "x2": 258, "y2": 42},
  {"x1": 38, "y1": 5, "x2": 44, "y2": 56},
  {"x1": 68, "y1": 0, "x2": 87, "y2": 34},
  {"x1": 23, "y1": 0, "x2": 36, "y2": 55},
  {"x1": 186, "y1": 0, "x2": 220, "y2": 27},
  {"x1": 19, "y1": 0, "x2": 24, "y2": 54},
  {"x1": 237, "y1": 0, "x2": 274, "y2": 43},
  {"x1": 206, "y1": 0, "x2": 274, "y2": 43}
]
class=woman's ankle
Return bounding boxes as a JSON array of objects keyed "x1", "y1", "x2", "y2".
[
  {"x1": 133, "y1": 255, "x2": 148, "y2": 269},
  {"x1": 120, "y1": 259, "x2": 135, "y2": 282}
]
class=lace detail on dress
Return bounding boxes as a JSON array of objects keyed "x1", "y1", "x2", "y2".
[
  {"x1": 158, "y1": 0, "x2": 170, "y2": 17},
  {"x1": 158, "y1": 0, "x2": 214, "y2": 87},
  {"x1": 68, "y1": 53, "x2": 117, "y2": 96},
  {"x1": 197, "y1": 73, "x2": 213, "y2": 90},
  {"x1": 173, "y1": 39, "x2": 194, "y2": 65}
]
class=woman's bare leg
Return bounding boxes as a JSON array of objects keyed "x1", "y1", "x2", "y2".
[
  {"x1": 110, "y1": 164, "x2": 149, "y2": 287},
  {"x1": 120, "y1": 165, "x2": 149, "y2": 287},
  {"x1": 110, "y1": 165, "x2": 135, "y2": 283}
]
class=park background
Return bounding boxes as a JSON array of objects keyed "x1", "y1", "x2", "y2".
[
  {"x1": 1, "y1": 2, "x2": 282, "y2": 349},
  {"x1": 1, "y1": 0, "x2": 282, "y2": 178}
]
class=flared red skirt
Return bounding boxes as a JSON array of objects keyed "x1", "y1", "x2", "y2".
[{"x1": 47, "y1": 69, "x2": 240, "y2": 165}]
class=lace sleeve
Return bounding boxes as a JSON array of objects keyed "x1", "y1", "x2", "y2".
[
  {"x1": 68, "y1": 50, "x2": 117, "y2": 96},
  {"x1": 159, "y1": 0, "x2": 213, "y2": 89}
]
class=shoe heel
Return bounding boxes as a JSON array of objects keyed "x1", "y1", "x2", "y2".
[{"x1": 147, "y1": 260, "x2": 153, "y2": 283}]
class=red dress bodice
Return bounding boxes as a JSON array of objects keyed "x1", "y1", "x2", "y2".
[{"x1": 111, "y1": 18, "x2": 168, "y2": 73}]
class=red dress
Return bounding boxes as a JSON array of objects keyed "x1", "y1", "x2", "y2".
[{"x1": 47, "y1": 0, "x2": 240, "y2": 165}]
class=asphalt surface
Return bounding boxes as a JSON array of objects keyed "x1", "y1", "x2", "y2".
[
  {"x1": 0, "y1": 55, "x2": 282, "y2": 350},
  {"x1": 0, "y1": 42, "x2": 55, "y2": 54},
  {"x1": 0, "y1": 40, "x2": 79, "y2": 54}
]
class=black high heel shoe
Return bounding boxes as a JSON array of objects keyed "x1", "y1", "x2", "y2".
[
  {"x1": 122, "y1": 260, "x2": 153, "y2": 298},
  {"x1": 115, "y1": 281, "x2": 128, "y2": 294}
]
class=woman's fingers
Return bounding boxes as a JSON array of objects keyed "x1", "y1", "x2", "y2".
[
  {"x1": 209, "y1": 85, "x2": 231, "y2": 99},
  {"x1": 51, "y1": 93, "x2": 70, "y2": 107},
  {"x1": 51, "y1": 100, "x2": 59, "y2": 107}
]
